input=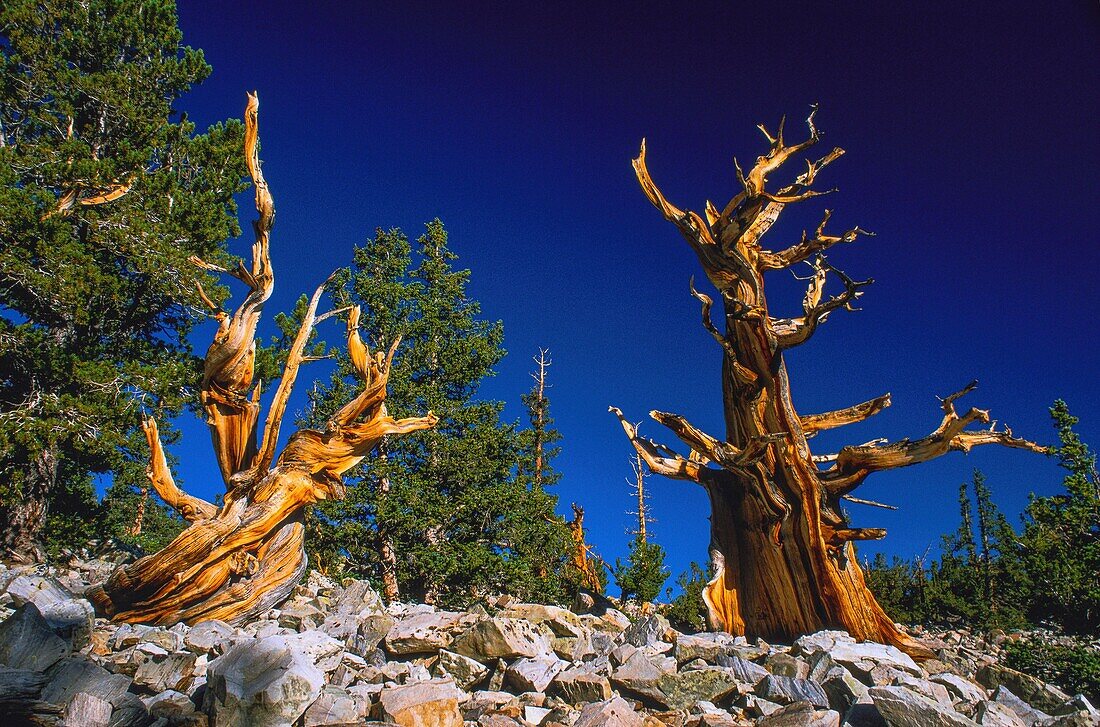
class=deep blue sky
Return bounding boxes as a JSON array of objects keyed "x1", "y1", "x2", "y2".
[{"x1": 168, "y1": 1, "x2": 1100, "y2": 591}]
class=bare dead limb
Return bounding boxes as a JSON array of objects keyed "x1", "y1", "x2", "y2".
[
  {"x1": 772, "y1": 257, "x2": 873, "y2": 348},
  {"x1": 140, "y1": 416, "x2": 216, "y2": 521},
  {"x1": 822, "y1": 382, "x2": 1050, "y2": 495},
  {"x1": 609, "y1": 406, "x2": 705, "y2": 483},
  {"x1": 800, "y1": 393, "x2": 892, "y2": 437},
  {"x1": 758, "y1": 209, "x2": 874, "y2": 271}
]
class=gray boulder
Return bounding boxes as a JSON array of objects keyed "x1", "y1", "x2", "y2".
[
  {"x1": 506, "y1": 655, "x2": 566, "y2": 693},
  {"x1": 41, "y1": 657, "x2": 134, "y2": 711},
  {"x1": 758, "y1": 701, "x2": 841, "y2": 727},
  {"x1": 715, "y1": 653, "x2": 769, "y2": 686},
  {"x1": 450, "y1": 618, "x2": 551, "y2": 662},
  {"x1": 61, "y1": 691, "x2": 113, "y2": 727},
  {"x1": 675, "y1": 633, "x2": 735, "y2": 665},
  {"x1": 0, "y1": 602, "x2": 69, "y2": 671},
  {"x1": 976, "y1": 664, "x2": 1071, "y2": 714},
  {"x1": 552, "y1": 667, "x2": 613, "y2": 705},
  {"x1": 656, "y1": 667, "x2": 741, "y2": 711},
  {"x1": 203, "y1": 635, "x2": 325, "y2": 727},
  {"x1": 133, "y1": 651, "x2": 198, "y2": 694},
  {"x1": 793, "y1": 632, "x2": 921, "y2": 685},
  {"x1": 974, "y1": 700, "x2": 1028, "y2": 727},
  {"x1": 869, "y1": 685, "x2": 978, "y2": 726},
  {"x1": 499, "y1": 603, "x2": 586, "y2": 638},
  {"x1": 610, "y1": 650, "x2": 668, "y2": 706},
  {"x1": 931, "y1": 673, "x2": 988, "y2": 706},
  {"x1": 756, "y1": 675, "x2": 830, "y2": 710},
  {"x1": 622, "y1": 614, "x2": 672, "y2": 648},
  {"x1": 435, "y1": 648, "x2": 490, "y2": 689},
  {"x1": 303, "y1": 685, "x2": 359, "y2": 726},
  {"x1": 183, "y1": 619, "x2": 237, "y2": 655},
  {"x1": 385, "y1": 611, "x2": 477, "y2": 656},
  {"x1": 146, "y1": 689, "x2": 201, "y2": 720},
  {"x1": 991, "y1": 685, "x2": 1052, "y2": 725}
]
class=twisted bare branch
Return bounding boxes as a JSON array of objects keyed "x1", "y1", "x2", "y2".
[
  {"x1": 609, "y1": 406, "x2": 705, "y2": 483},
  {"x1": 800, "y1": 393, "x2": 892, "y2": 437},
  {"x1": 820, "y1": 381, "x2": 1050, "y2": 495},
  {"x1": 140, "y1": 416, "x2": 216, "y2": 521},
  {"x1": 772, "y1": 257, "x2": 873, "y2": 349}
]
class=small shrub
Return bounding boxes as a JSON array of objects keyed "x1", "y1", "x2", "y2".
[{"x1": 1003, "y1": 634, "x2": 1100, "y2": 703}]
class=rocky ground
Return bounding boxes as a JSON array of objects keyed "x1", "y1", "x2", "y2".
[{"x1": 0, "y1": 547, "x2": 1096, "y2": 727}]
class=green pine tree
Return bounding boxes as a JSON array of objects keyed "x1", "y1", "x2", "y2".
[
  {"x1": 0, "y1": 0, "x2": 247, "y2": 558},
  {"x1": 613, "y1": 455, "x2": 668, "y2": 602},
  {"x1": 614, "y1": 535, "x2": 669, "y2": 603},
  {"x1": 308, "y1": 222, "x2": 569, "y2": 605},
  {"x1": 664, "y1": 561, "x2": 711, "y2": 633},
  {"x1": 1020, "y1": 401, "x2": 1100, "y2": 633},
  {"x1": 510, "y1": 349, "x2": 573, "y2": 602}
]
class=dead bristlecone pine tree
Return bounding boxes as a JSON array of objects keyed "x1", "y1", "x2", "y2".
[
  {"x1": 610, "y1": 107, "x2": 1047, "y2": 659},
  {"x1": 86, "y1": 93, "x2": 437, "y2": 625}
]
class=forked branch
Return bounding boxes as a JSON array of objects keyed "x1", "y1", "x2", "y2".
[
  {"x1": 249, "y1": 279, "x2": 332, "y2": 482},
  {"x1": 772, "y1": 257, "x2": 872, "y2": 348},
  {"x1": 274, "y1": 306, "x2": 437, "y2": 485},
  {"x1": 194, "y1": 92, "x2": 277, "y2": 488},
  {"x1": 649, "y1": 410, "x2": 782, "y2": 472},
  {"x1": 821, "y1": 381, "x2": 1050, "y2": 494},
  {"x1": 609, "y1": 406, "x2": 705, "y2": 483},
  {"x1": 758, "y1": 209, "x2": 874, "y2": 271},
  {"x1": 633, "y1": 141, "x2": 755, "y2": 292}
]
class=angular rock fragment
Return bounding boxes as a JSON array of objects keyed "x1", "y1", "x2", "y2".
[
  {"x1": 450, "y1": 618, "x2": 551, "y2": 662},
  {"x1": 611, "y1": 650, "x2": 669, "y2": 706},
  {"x1": 974, "y1": 700, "x2": 1028, "y2": 727},
  {"x1": 793, "y1": 632, "x2": 921, "y2": 685},
  {"x1": 146, "y1": 689, "x2": 200, "y2": 720},
  {"x1": 622, "y1": 615, "x2": 672, "y2": 648},
  {"x1": 869, "y1": 685, "x2": 978, "y2": 726},
  {"x1": 379, "y1": 678, "x2": 464, "y2": 727},
  {"x1": 203, "y1": 635, "x2": 325, "y2": 727},
  {"x1": 656, "y1": 667, "x2": 741, "y2": 711},
  {"x1": 931, "y1": 673, "x2": 988, "y2": 706},
  {"x1": 755, "y1": 675, "x2": 830, "y2": 710},
  {"x1": 714, "y1": 653, "x2": 769, "y2": 687},
  {"x1": 61, "y1": 691, "x2": 112, "y2": 727},
  {"x1": 552, "y1": 668, "x2": 613, "y2": 705},
  {"x1": 385, "y1": 612, "x2": 476, "y2": 656},
  {"x1": 976, "y1": 664, "x2": 1071, "y2": 713},
  {"x1": 436, "y1": 648, "x2": 490, "y2": 689},
  {"x1": 674, "y1": 633, "x2": 734, "y2": 665},
  {"x1": 41, "y1": 657, "x2": 133, "y2": 711},
  {"x1": 133, "y1": 651, "x2": 198, "y2": 694},
  {"x1": 303, "y1": 685, "x2": 359, "y2": 726},
  {"x1": 991, "y1": 685, "x2": 1052, "y2": 725},
  {"x1": 506, "y1": 656, "x2": 566, "y2": 693},
  {"x1": 183, "y1": 620, "x2": 237, "y2": 655},
  {"x1": 574, "y1": 696, "x2": 647, "y2": 727},
  {"x1": 0, "y1": 602, "x2": 69, "y2": 671},
  {"x1": 757, "y1": 701, "x2": 840, "y2": 727}
]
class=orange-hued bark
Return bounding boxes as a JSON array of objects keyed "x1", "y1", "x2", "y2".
[
  {"x1": 86, "y1": 94, "x2": 435, "y2": 625},
  {"x1": 611, "y1": 109, "x2": 1046, "y2": 658}
]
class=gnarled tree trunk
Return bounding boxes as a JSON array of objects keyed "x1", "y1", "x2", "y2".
[
  {"x1": 86, "y1": 94, "x2": 436, "y2": 625},
  {"x1": 611, "y1": 109, "x2": 1046, "y2": 658}
]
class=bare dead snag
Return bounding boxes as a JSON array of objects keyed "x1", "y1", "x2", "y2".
[
  {"x1": 611, "y1": 109, "x2": 1047, "y2": 658},
  {"x1": 567, "y1": 503, "x2": 605, "y2": 594},
  {"x1": 85, "y1": 94, "x2": 436, "y2": 626}
]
